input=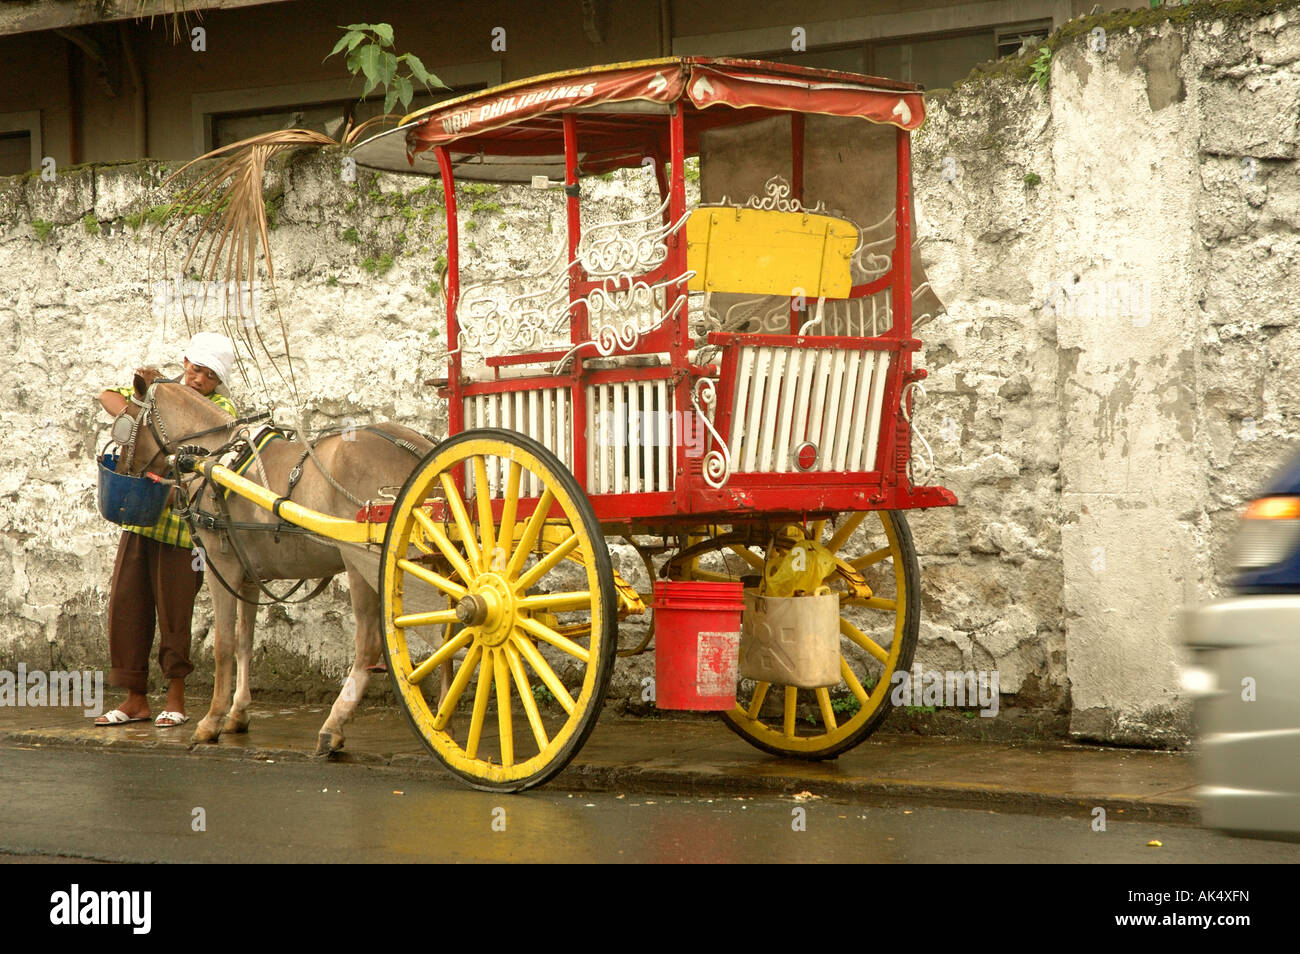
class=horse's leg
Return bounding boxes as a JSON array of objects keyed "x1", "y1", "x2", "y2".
[
  {"x1": 315, "y1": 566, "x2": 379, "y2": 756},
  {"x1": 192, "y1": 567, "x2": 239, "y2": 745},
  {"x1": 224, "y1": 582, "x2": 257, "y2": 733}
]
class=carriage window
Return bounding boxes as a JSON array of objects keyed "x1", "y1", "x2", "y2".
[
  {"x1": 766, "y1": 44, "x2": 868, "y2": 75},
  {"x1": 212, "y1": 101, "x2": 354, "y2": 149},
  {"x1": 872, "y1": 32, "x2": 996, "y2": 90},
  {"x1": 996, "y1": 21, "x2": 1052, "y2": 58}
]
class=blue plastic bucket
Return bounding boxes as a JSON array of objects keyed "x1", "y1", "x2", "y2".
[{"x1": 97, "y1": 452, "x2": 170, "y2": 527}]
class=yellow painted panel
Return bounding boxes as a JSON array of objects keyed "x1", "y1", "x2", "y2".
[{"x1": 686, "y1": 208, "x2": 858, "y2": 298}]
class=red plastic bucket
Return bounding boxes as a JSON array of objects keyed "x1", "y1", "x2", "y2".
[{"x1": 653, "y1": 580, "x2": 744, "y2": 710}]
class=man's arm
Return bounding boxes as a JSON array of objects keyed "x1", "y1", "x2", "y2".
[{"x1": 98, "y1": 389, "x2": 128, "y2": 416}]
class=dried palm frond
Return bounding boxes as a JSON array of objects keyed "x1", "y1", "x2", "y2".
[
  {"x1": 133, "y1": 0, "x2": 201, "y2": 45},
  {"x1": 147, "y1": 116, "x2": 405, "y2": 398},
  {"x1": 150, "y1": 129, "x2": 333, "y2": 395}
]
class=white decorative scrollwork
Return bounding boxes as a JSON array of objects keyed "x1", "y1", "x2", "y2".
[
  {"x1": 454, "y1": 175, "x2": 908, "y2": 361},
  {"x1": 457, "y1": 191, "x2": 698, "y2": 361},
  {"x1": 584, "y1": 271, "x2": 690, "y2": 352},
  {"x1": 851, "y1": 209, "x2": 896, "y2": 284},
  {"x1": 717, "y1": 175, "x2": 828, "y2": 215},
  {"x1": 552, "y1": 271, "x2": 694, "y2": 372},
  {"x1": 576, "y1": 192, "x2": 692, "y2": 278},
  {"x1": 692, "y1": 376, "x2": 731, "y2": 489},
  {"x1": 458, "y1": 244, "x2": 571, "y2": 353},
  {"x1": 900, "y1": 381, "x2": 935, "y2": 485}
]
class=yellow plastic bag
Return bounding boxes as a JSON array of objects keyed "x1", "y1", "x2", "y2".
[{"x1": 762, "y1": 534, "x2": 836, "y2": 597}]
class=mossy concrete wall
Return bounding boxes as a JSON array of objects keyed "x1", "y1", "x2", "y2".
[
  {"x1": 2, "y1": 3, "x2": 1298, "y2": 742},
  {"x1": 911, "y1": 2, "x2": 1300, "y2": 743}
]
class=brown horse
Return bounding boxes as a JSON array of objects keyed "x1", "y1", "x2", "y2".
[{"x1": 115, "y1": 370, "x2": 435, "y2": 754}]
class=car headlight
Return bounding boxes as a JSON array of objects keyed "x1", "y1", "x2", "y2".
[
  {"x1": 1233, "y1": 497, "x2": 1300, "y2": 570},
  {"x1": 1179, "y1": 664, "x2": 1217, "y2": 698}
]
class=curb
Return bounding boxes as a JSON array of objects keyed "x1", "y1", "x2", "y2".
[{"x1": 1, "y1": 724, "x2": 1201, "y2": 825}]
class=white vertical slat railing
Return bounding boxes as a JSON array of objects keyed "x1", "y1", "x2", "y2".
[{"x1": 725, "y1": 345, "x2": 894, "y2": 474}]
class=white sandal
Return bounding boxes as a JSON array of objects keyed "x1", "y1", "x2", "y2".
[{"x1": 94, "y1": 708, "x2": 148, "y2": 726}]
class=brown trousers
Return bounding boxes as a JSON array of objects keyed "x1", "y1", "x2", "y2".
[{"x1": 107, "y1": 531, "x2": 204, "y2": 692}]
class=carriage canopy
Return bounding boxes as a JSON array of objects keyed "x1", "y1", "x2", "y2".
[{"x1": 350, "y1": 57, "x2": 926, "y2": 182}]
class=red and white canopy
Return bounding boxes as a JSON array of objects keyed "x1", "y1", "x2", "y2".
[{"x1": 351, "y1": 57, "x2": 925, "y2": 182}]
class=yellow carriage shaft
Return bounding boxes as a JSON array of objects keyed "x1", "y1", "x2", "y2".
[
  {"x1": 179, "y1": 457, "x2": 646, "y2": 617},
  {"x1": 181, "y1": 457, "x2": 386, "y2": 545}
]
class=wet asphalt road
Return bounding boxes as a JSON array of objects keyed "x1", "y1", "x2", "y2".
[{"x1": 2, "y1": 744, "x2": 1299, "y2": 864}]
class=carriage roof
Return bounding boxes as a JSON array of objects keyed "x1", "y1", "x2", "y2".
[{"x1": 350, "y1": 57, "x2": 926, "y2": 183}]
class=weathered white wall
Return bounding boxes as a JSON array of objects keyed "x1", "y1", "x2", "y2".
[
  {"x1": 911, "y1": 5, "x2": 1300, "y2": 743},
  {"x1": 3, "y1": 5, "x2": 1298, "y2": 740}
]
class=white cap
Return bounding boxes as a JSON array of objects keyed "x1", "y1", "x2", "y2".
[{"x1": 184, "y1": 332, "x2": 235, "y2": 383}]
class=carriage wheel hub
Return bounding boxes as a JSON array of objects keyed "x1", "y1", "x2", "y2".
[
  {"x1": 466, "y1": 574, "x2": 515, "y2": 646},
  {"x1": 455, "y1": 594, "x2": 488, "y2": 626}
]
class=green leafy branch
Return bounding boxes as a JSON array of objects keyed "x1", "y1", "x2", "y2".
[
  {"x1": 326, "y1": 22, "x2": 447, "y2": 116},
  {"x1": 1029, "y1": 47, "x2": 1052, "y2": 90}
]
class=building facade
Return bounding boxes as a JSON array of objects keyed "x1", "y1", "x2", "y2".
[{"x1": 0, "y1": 0, "x2": 1131, "y2": 173}]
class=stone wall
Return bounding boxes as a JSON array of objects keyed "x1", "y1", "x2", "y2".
[
  {"x1": 911, "y1": 2, "x2": 1300, "y2": 743},
  {"x1": 3, "y1": 3, "x2": 1297, "y2": 741}
]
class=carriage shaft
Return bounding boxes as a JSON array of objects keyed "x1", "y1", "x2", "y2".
[{"x1": 174, "y1": 455, "x2": 384, "y2": 545}]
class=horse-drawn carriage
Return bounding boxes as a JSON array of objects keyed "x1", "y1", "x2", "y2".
[{"x1": 107, "y1": 57, "x2": 957, "y2": 792}]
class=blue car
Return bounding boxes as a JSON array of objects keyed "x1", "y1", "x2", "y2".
[{"x1": 1184, "y1": 457, "x2": 1300, "y2": 837}]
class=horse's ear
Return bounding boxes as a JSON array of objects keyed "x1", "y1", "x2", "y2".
[{"x1": 133, "y1": 367, "x2": 161, "y2": 396}]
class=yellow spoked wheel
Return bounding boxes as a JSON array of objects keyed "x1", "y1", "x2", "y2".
[
  {"x1": 379, "y1": 429, "x2": 617, "y2": 792},
  {"x1": 685, "y1": 511, "x2": 919, "y2": 760}
]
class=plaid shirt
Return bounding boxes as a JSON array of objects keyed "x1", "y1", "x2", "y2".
[{"x1": 116, "y1": 387, "x2": 237, "y2": 550}]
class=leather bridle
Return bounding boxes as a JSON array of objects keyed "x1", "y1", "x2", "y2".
[{"x1": 113, "y1": 380, "x2": 267, "y2": 478}]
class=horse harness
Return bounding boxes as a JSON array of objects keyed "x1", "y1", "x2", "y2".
[
  {"x1": 118, "y1": 382, "x2": 424, "y2": 606},
  {"x1": 180, "y1": 423, "x2": 426, "y2": 606},
  {"x1": 115, "y1": 378, "x2": 270, "y2": 480}
]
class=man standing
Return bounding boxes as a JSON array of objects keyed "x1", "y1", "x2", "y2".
[{"x1": 94, "y1": 332, "x2": 236, "y2": 727}]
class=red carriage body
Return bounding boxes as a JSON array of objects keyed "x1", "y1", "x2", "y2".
[{"x1": 355, "y1": 57, "x2": 955, "y2": 530}]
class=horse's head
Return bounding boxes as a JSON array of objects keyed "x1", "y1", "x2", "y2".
[{"x1": 113, "y1": 373, "x2": 235, "y2": 478}]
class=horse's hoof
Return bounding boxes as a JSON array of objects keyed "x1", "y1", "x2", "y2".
[
  {"x1": 190, "y1": 720, "x2": 221, "y2": 746},
  {"x1": 314, "y1": 732, "x2": 344, "y2": 757},
  {"x1": 223, "y1": 717, "x2": 250, "y2": 734}
]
